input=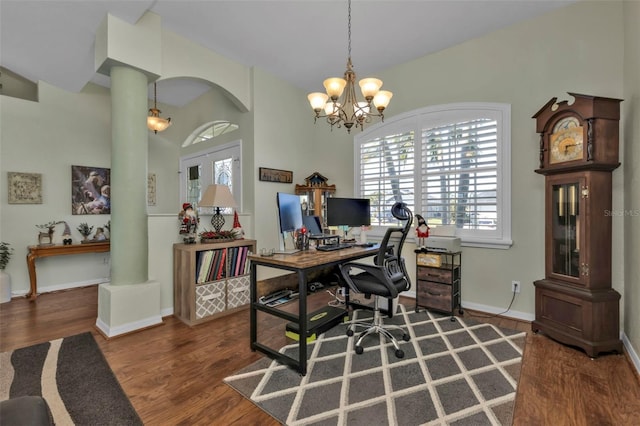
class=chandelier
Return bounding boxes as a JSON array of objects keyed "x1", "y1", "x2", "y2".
[
  {"x1": 147, "y1": 82, "x2": 172, "y2": 134},
  {"x1": 307, "y1": 0, "x2": 392, "y2": 133}
]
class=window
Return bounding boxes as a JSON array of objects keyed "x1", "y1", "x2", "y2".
[
  {"x1": 180, "y1": 140, "x2": 242, "y2": 214},
  {"x1": 355, "y1": 103, "x2": 511, "y2": 249},
  {"x1": 182, "y1": 120, "x2": 239, "y2": 147}
]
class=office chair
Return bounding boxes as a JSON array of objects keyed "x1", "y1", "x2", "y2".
[{"x1": 339, "y1": 202, "x2": 413, "y2": 358}]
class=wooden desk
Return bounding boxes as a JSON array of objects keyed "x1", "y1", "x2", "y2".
[
  {"x1": 26, "y1": 242, "x2": 110, "y2": 300},
  {"x1": 248, "y1": 244, "x2": 378, "y2": 375}
]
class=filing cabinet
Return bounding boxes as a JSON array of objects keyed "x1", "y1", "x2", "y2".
[{"x1": 415, "y1": 249, "x2": 462, "y2": 317}]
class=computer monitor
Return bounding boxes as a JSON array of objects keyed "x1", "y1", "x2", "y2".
[
  {"x1": 326, "y1": 197, "x2": 371, "y2": 229},
  {"x1": 277, "y1": 192, "x2": 303, "y2": 233},
  {"x1": 302, "y1": 215, "x2": 323, "y2": 237},
  {"x1": 276, "y1": 192, "x2": 303, "y2": 253}
]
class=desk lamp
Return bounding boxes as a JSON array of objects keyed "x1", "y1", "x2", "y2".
[{"x1": 199, "y1": 184, "x2": 237, "y2": 232}]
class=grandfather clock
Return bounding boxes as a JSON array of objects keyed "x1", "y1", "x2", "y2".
[{"x1": 532, "y1": 92, "x2": 622, "y2": 357}]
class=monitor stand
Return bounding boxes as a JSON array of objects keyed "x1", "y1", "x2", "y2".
[{"x1": 275, "y1": 231, "x2": 300, "y2": 255}]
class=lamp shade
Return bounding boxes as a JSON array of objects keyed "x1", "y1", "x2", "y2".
[
  {"x1": 323, "y1": 77, "x2": 347, "y2": 99},
  {"x1": 198, "y1": 184, "x2": 238, "y2": 208},
  {"x1": 358, "y1": 78, "x2": 382, "y2": 99},
  {"x1": 147, "y1": 111, "x2": 172, "y2": 133},
  {"x1": 308, "y1": 92, "x2": 329, "y2": 112}
]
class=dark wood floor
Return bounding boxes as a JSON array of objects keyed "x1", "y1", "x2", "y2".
[{"x1": 2, "y1": 285, "x2": 639, "y2": 425}]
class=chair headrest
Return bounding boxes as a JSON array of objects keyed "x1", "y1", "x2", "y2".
[{"x1": 391, "y1": 202, "x2": 412, "y2": 221}]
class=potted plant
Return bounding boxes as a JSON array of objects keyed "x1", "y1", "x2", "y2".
[
  {"x1": 0, "y1": 242, "x2": 14, "y2": 303},
  {"x1": 77, "y1": 223, "x2": 94, "y2": 242}
]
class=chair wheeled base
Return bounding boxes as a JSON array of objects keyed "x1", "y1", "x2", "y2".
[{"x1": 346, "y1": 297, "x2": 410, "y2": 358}]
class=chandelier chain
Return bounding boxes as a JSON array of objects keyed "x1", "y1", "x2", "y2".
[
  {"x1": 347, "y1": 0, "x2": 351, "y2": 61},
  {"x1": 153, "y1": 82, "x2": 158, "y2": 108}
]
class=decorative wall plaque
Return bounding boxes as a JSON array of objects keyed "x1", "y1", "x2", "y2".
[{"x1": 8, "y1": 172, "x2": 42, "y2": 204}]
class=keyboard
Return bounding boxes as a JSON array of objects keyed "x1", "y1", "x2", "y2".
[{"x1": 317, "y1": 243, "x2": 354, "y2": 252}]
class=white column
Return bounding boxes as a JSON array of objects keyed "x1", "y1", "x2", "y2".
[
  {"x1": 109, "y1": 66, "x2": 149, "y2": 284},
  {"x1": 96, "y1": 66, "x2": 162, "y2": 337}
]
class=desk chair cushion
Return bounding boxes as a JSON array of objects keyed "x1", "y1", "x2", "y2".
[{"x1": 345, "y1": 266, "x2": 407, "y2": 298}]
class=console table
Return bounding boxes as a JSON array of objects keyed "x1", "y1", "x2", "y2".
[{"x1": 26, "y1": 242, "x2": 110, "y2": 300}]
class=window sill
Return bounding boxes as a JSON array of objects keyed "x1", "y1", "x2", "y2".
[{"x1": 358, "y1": 227, "x2": 513, "y2": 250}]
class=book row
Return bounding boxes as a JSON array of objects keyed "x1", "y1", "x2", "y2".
[{"x1": 195, "y1": 246, "x2": 252, "y2": 284}]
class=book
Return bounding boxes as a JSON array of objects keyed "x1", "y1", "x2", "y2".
[
  {"x1": 229, "y1": 247, "x2": 238, "y2": 277},
  {"x1": 208, "y1": 250, "x2": 221, "y2": 282},
  {"x1": 198, "y1": 250, "x2": 213, "y2": 283},
  {"x1": 238, "y1": 246, "x2": 248, "y2": 275},
  {"x1": 216, "y1": 248, "x2": 227, "y2": 280}
]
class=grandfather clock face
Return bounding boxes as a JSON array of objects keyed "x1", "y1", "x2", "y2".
[{"x1": 549, "y1": 116, "x2": 584, "y2": 165}]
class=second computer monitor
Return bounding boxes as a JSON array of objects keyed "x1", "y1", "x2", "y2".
[{"x1": 326, "y1": 197, "x2": 371, "y2": 228}]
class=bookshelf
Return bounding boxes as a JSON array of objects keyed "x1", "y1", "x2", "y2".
[{"x1": 173, "y1": 239, "x2": 257, "y2": 326}]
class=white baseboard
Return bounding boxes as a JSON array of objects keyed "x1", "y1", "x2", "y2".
[
  {"x1": 461, "y1": 300, "x2": 535, "y2": 322},
  {"x1": 401, "y1": 291, "x2": 535, "y2": 322},
  {"x1": 95, "y1": 315, "x2": 163, "y2": 338},
  {"x1": 11, "y1": 278, "x2": 109, "y2": 297},
  {"x1": 622, "y1": 332, "x2": 640, "y2": 374}
]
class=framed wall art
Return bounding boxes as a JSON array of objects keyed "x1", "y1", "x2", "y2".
[
  {"x1": 148, "y1": 173, "x2": 157, "y2": 206},
  {"x1": 7, "y1": 172, "x2": 42, "y2": 204},
  {"x1": 259, "y1": 167, "x2": 293, "y2": 183},
  {"x1": 71, "y1": 165, "x2": 111, "y2": 215}
]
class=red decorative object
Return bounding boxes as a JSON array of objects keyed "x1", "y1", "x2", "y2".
[{"x1": 232, "y1": 211, "x2": 244, "y2": 239}]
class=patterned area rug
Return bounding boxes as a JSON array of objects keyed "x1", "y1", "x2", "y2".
[
  {"x1": 0, "y1": 332, "x2": 142, "y2": 425},
  {"x1": 225, "y1": 305, "x2": 526, "y2": 425}
]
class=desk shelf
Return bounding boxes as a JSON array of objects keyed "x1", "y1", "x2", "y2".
[{"x1": 249, "y1": 245, "x2": 379, "y2": 375}]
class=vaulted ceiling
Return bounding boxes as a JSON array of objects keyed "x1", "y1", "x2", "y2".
[{"x1": 0, "y1": 0, "x2": 576, "y2": 107}]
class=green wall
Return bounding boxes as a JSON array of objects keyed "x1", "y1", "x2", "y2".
[{"x1": 0, "y1": 0, "x2": 637, "y2": 362}]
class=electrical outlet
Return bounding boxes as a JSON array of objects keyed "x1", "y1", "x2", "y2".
[{"x1": 511, "y1": 280, "x2": 521, "y2": 293}]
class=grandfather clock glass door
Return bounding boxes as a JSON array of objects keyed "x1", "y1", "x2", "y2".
[{"x1": 550, "y1": 180, "x2": 582, "y2": 283}]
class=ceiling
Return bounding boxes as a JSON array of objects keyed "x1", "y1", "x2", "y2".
[{"x1": 1, "y1": 0, "x2": 576, "y2": 107}]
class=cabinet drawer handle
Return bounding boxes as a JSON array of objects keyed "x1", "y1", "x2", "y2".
[
  {"x1": 427, "y1": 291, "x2": 442, "y2": 296},
  {"x1": 202, "y1": 292, "x2": 223, "y2": 301}
]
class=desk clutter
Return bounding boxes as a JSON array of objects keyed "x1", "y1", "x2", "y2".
[
  {"x1": 285, "y1": 306, "x2": 349, "y2": 342},
  {"x1": 258, "y1": 281, "x2": 327, "y2": 307},
  {"x1": 258, "y1": 289, "x2": 295, "y2": 307}
]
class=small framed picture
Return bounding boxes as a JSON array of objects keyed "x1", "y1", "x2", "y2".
[
  {"x1": 8, "y1": 172, "x2": 42, "y2": 204},
  {"x1": 148, "y1": 173, "x2": 157, "y2": 206},
  {"x1": 259, "y1": 167, "x2": 293, "y2": 183}
]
